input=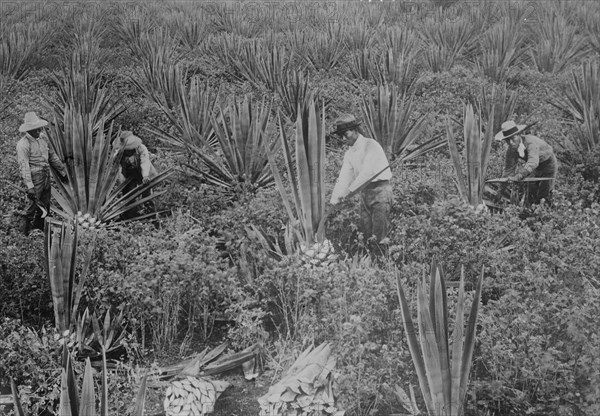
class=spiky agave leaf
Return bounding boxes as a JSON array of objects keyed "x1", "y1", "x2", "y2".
[
  {"x1": 10, "y1": 377, "x2": 26, "y2": 416},
  {"x1": 147, "y1": 77, "x2": 219, "y2": 151},
  {"x1": 45, "y1": 219, "x2": 78, "y2": 333},
  {"x1": 361, "y1": 84, "x2": 441, "y2": 162},
  {"x1": 50, "y1": 58, "x2": 125, "y2": 133},
  {"x1": 396, "y1": 260, "x2": 485, "y2": 416},
  {"x1": 48, "y1": 109, "x2": 172, "y2": 224},
  {"x1": 446, "y1": 103, "x2": 495, "y2": 208}
]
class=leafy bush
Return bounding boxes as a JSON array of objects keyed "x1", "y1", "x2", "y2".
[
  {"x1": 0, "y1": 318, "x2": 60, "y2": 415},
  {"x1": 83, "y1": 212, "x2": 240, "y2": 357}
]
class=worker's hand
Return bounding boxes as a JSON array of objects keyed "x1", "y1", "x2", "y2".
[
  {"x1": 330, "y1": 197, "x2": 340, "y2": 205},
  {"x1": 507, "y1": 175, "x2": 519, "y2": 182},
  {"x1": 142, "y1": 176, "x2": 150, "y2": 185},
  {"x1": 26, "y1": 188, "x2": 36, "y2": 201}
]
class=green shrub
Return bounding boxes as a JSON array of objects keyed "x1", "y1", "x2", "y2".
[
  {"x1": 0, "y1": 318, "x2": 60, "y2": 415},
  {"x1": 84, "y1": 212, "x2": 239, "y2": 357}
]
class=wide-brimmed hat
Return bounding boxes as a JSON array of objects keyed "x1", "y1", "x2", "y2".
[
  {"x1": 19, "y1": 112, "x2": 48, "y2": 133},
  {"x1": 332, "y1": 114, "x2": 361, "y2": 136},
  {"x1": 116, "y1": 130, "x2": 142, "y2": 150},
  {"x1": 494, "y1": 121, "x2": 527, "y2": 141}
]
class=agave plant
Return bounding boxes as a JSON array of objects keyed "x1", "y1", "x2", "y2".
[
  {"x1": 277, "y1": 69, "x2": 318, "y2": 123},
  {"x1": 0, "y1": 21, "x2": 52, "y2": 79},
  {"x1": 265, "y1": 93, "x2": 327, "y2": 247},
  {"x1": 475, "y1": 83, "x2": 519, "y2": 137},
  {"x1": 446, "y1": 103, "x2": 495, "y2": 209},
  {"x1": 475, "y1": 18, "x2": 526, "y2": 83},
  {"x1": 57, "y1": 344, "x2": 148, "y2": 416},
  {"x1": 63, "y1": 13, "x2": 107, "y2": 71},
  {"x1": 144, "y1": 75, "x2": 220, "y2": 154},
  {"x1": 181, "y1": 95, "x2": 278, "y2": 193},
  {"x1": 379, "y1": 48, "x2": 420, "y2": 95},
  {"x1": 396, "y1": 259, "x2": 484, "y2": 416},
  {"x1": 527, "y1": 10, "x2": 589, "y2": 74},
  {"x1": 73, "y1": 307, "x2": 134, "y2": 365},
  {"x1": 549, "y1": 59, "x2": 600, "y2": 153},
  {"x1": 419, "y1": 11, "x2": 480, "y2": 72},
  {"x1": 0, "y1": 74, "x2": 15, "y2": 119},
  {"x1": 287, "y1": 28, "x2": 347, "y2": 71},
  {"x1": 131, "y1": 54, "x2": 186, "y2": 113},
  {"x1": 348, "y1": 48, "x2": 380, "y2": 82},
  {"x1": 227, "y1": 40, "x2": 292, "y2": 91},
  {"x1": 50, "y1": 57, "x2": 125, "y2": 132},
  {"x1": 169, "y1": 11, "x2": 209, "y2": 51},
  {"x1": 48, "y1": 110, "x2": 173, "y2": 224},
  {"x1": 361, "y1": 84, "x2": 444, "y2": 163}
]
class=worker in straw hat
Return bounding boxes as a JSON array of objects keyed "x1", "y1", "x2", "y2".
[
  {"x1": 330, "y1": 114, "x2": 393, "y2": 244},
  {"x1": 114, "y1": 130, "x2": 158, "y2": 219},
  {"x1": 495, "y1": 120, "x2": 557, "y2": 206},
  {"x1": 15, "y1": 112, "x2": 68, "y2": 235}
]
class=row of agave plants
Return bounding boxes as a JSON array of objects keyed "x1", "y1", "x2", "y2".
[{"x1": 2, "y1": 1, "x2": 600, "y2": 85}]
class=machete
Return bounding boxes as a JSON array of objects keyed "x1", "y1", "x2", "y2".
[{"x1": 4, "y1": 181, "x2": 48, "y2": 218}]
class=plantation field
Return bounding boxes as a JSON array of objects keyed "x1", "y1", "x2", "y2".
[{"x1": 1, "y1": 0, "x2": 600, "y2": 415}]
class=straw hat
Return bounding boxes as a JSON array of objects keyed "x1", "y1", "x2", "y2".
[
  {"x1": 332, "y1": 114, "x2": 362, "y2": 136},
  {"x1": 494, "y1": 120, "x2": 527, "y2": 141},
  {"x1": 117, "y1": 130, "x2": 142, "y2": 150},
  {"x1": 19, "y1": 112, "x2": 48, "y2": 133}
]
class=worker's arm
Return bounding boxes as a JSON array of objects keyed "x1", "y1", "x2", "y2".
[
  {"x1": 330, "y1": 153, "x2": 353, "y2": 204},
  {"x1": 45, "y1": 134, "x2": 67, "y2": 177},
  {"x1": 139, "y1": 144, "x2": 151, "y2": 179},
  {"x1": 502, "y1": 146, "x2": 519, "y2": 178},
  {"x1": 518, "y1": 142, "x2": 540, "y2": 179}
]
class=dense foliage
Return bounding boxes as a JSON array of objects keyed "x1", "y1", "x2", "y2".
[{"x1": 1, "y1": 1, "x2": 600, "y2": 415}]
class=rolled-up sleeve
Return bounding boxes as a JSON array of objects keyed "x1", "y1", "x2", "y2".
[
  {"x1": 330, "y1": 153, "x2": 353, "y2": 203},
  {"x1": 48, "y1": 144, "x2": 67, "y2": 176},
  {"x1": 522, "y1": 142, "x2": 540, "y2": 174},
  {"x1": 16, "y1": 140, "x2": 34, "y2": 189},
  {"x1": 139, "y1": 145, "x2": 151, "y2": 178}
]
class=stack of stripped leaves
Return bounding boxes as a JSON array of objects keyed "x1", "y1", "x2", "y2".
[
  {"x1": 164, "y1": 377, "x2": 230, "y2": 416},
  {"x1": 258, "y1": 343, "x2": 344, "y2": 416},
  {"x1": 157, "y1": 343, "x2": 262, "y2": 415}
]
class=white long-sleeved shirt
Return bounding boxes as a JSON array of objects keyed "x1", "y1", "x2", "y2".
[{"x1": 330, "y1": 134, "x2": 392, "y2": 204}]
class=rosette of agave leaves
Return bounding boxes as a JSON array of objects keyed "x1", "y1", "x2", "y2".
[{"x1": 47, "y1": 109, "x2": 172, "y2": 228}]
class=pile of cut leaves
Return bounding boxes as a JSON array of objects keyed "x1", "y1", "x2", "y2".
[{"x1": 258, "y1": 343, "x2": 344, "y2": 416}]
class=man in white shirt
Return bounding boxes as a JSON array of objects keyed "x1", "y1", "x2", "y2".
[{"x1": 330, "y1": 114, "x2": 393, "y2": 244}]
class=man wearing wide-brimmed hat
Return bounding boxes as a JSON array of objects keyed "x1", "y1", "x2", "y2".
[
  {"x1": 16, "y1": 111, "x2": 68, "y2": 235},
  {"x1": 495, "y1": 120, "x2": 557, "y2": 206},
  {"x1": 114, "y1": 130, "x2": 158, "y2": 219},
  {"x1": 330, "y1": 114, "x2": 393, "y2": 244}
]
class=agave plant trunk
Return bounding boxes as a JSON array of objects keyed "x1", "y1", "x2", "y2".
[{"x1": 396, "y1": 259, "x2": 484, "y2": 416}]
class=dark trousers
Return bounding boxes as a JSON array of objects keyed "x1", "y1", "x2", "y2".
[
  {"x1": 122, "y1": 170, "x2": 154, "y2": 220},
  {"x1": 526, "y1": 155, "x2": 557, "y2": 206},
  {"x1": 22, "y1": 168, "x2": 50, "y2": 235},
  {"x1": 360, "y1": 180, "x2": 393, "y2": 242}
]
